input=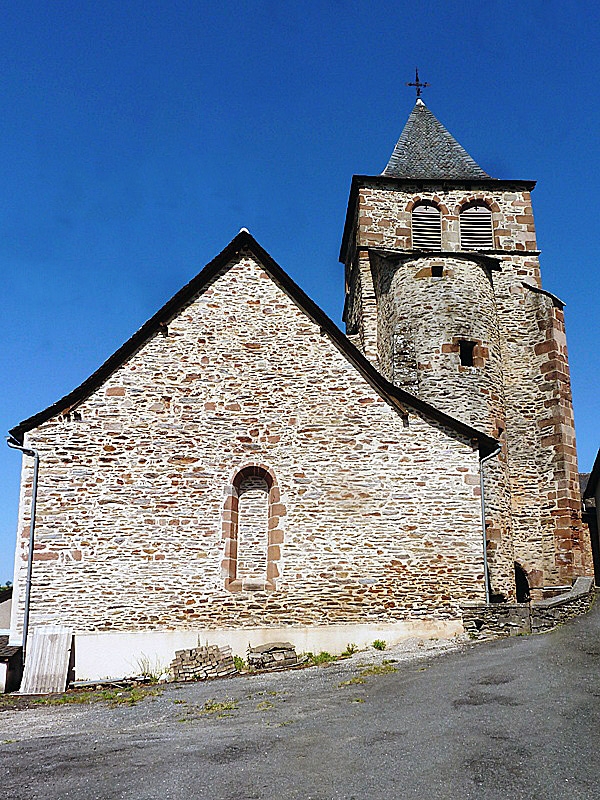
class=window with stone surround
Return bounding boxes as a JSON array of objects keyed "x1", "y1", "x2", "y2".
[
  {"x1": 411, "y1": 202, "x2": 442, "y2": 250},
  {"x1": 459, "y1": 203, "x2": 493, "y2": 249},
  {"x1": 222, "y1": 465, "x2": 284, "y2": 592},
  {"x1": 442, "y1": 337, "x2": 488, "y2": 368}
]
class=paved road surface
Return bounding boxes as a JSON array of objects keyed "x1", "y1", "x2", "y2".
[{"x1": 1, "y1": 599, "x2": 599, "y2": 800}]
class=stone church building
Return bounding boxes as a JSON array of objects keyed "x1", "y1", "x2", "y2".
[{"x1": 8, "y1": 99, "x2": 593, "y2": 680}]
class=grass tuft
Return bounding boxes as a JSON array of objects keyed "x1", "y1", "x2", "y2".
[
  {"x1": 33, "y1": 687, "x2": 162, "y2": 707},
  {"x1": 305, "y1": 651, "x2": 335, "y2": 665},
  {"x1": 338, "y1": 676, "x2": 366, "y2": 688},
  {"x1": 360, "y1": 663, "x2": 397, "y2": 677}
]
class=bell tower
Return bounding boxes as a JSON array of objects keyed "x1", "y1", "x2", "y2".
[{"x1": 340, "y1": 94, "x2": 592, "y2": 599}]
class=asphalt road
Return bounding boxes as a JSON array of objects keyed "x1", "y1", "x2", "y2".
[{"x1": 1, "y1": 599, "x2": 599, "y2": 800}]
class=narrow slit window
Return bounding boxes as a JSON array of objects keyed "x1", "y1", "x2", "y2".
[
  {"x1": 412, "y1": 204, "x2": 442, "y2": 250},
  {"x1": 460, "y1": 204, "x2": 493, "y2": 250},
  {"x1": 459, "y1": 340, "x2": 475, "y2": 367}
]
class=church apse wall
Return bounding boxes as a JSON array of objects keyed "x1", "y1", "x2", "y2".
[{"x1": 10, "y1": 254, "x2": 486, "y2": 644}]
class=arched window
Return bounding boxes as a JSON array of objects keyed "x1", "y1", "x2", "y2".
[
  {"x1": 459, "y1": 203, "x2": 494, "y2": 249},
  {"x1": 411, "y1": 202, "x2": 442, "y2": 250},
  {"x1": 222, "y1": 465, "x2": 284, "y2": 592}
]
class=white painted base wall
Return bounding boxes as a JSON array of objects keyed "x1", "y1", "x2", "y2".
[{"x1": 73, "y1": 620, "x2": 464, "y2": 681}]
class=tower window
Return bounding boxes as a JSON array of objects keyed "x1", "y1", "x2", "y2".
[
  {"x1": 460, "y1": 204, "x2": 493, "y2": 250},
  {"x1": 431, "y1": 265, "x2": 443, "y2": 278},
  {"x1": 412, "y1": 203, "x2": 442, "y2": 250},
  {"x1": 459, "y1": 340, "x2": 476, "y2": 366}
]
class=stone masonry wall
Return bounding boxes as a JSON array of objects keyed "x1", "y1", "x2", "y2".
[
  {"x1": 354, "y1": 183, "x2": 538, "y2": 254},
  {"x1": 493, "y1": 265, "x2": 592, "y2": 589},
  {"x1": 12, "y1": 254, "x2": 486, "y2": 636},
  {"x1": 343, "y1": 179, "x2": 591, "y2": 592},
  {"x1": 462, "y1": 578, "x2": 595, "y2": 639},
  {"x1": 369, "y1": 249, "x2": 514, "y2": 597}
]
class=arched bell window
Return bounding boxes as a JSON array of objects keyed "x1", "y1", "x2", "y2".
[
  {"x1": 411, "y1": 202, "x2": 442, "y2": 250},
  {"x1": 459, "y1": 203, "x2": 494, "y2": 250}
]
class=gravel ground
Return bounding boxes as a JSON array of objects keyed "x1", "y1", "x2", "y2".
[
  {"x1": 0, "y1": 633, "x2": 466, "y2": 741},
  {"x1": 5, "y1": 618, "x2": 600, "y2": 800}
]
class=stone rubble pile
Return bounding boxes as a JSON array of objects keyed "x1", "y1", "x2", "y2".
[
  {"x1": 247, "y1": 641, "x2": 298, "y2": 671},
  {"x1": 170, "y1": 644, "x2": 237, "y2": 682}
]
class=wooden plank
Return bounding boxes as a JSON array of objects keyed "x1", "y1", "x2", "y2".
[{"x1": 20, "y1": 626, "x2": 72, "y2": 694}]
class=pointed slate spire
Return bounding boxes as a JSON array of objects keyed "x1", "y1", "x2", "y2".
[{"x1": 382, "y1": 99, "x2": 491, "y2": 179}]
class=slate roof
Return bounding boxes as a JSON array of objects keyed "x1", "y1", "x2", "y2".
[
  {"x1": 382, "y1": 100, "x2": 491, "y2": 180},
  {"x1": 0, "y1": 636, "x2": 21, "y2": 661},
  {"x1": 583, "y1": 449, "x2": 600, "y2": 501},
  {"x1": 8, "y1": 231, "x2": 497, "y2": 456}
]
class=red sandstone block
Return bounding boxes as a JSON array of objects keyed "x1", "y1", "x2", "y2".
[
  {"x1": 534, "y1": 340, "x2": 558, "y2": 355},
  {"x1": 271, "y1": 503, "x2": 286, "y2": 516},
  {"x1": 269, "y1": 486, "x2": 280, "y2": 503},
  {"x1": 34, "y1": 551, "x2": 58, "y2": 561},
  {"x1": 267, "y1": 545, "x2": 281, "y2": 561},
  {"x1": 106, "y1": 387, "x2": 126, "y2": 396},
  {"x1": 541, "y1": 433, "x2": 562, "y2": 447}
]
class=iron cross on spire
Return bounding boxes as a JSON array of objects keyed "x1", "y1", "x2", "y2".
[{"x1": 406, "y1": 68, "x2": 430, "y2": 99}]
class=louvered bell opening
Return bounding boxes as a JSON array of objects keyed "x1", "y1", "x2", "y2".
[
  {"x1": 412, "y1": 205, "x2": 441, "y2": 250},
  {"x1": 460, "y1": 206, "x2": 494, "y2": 249}
]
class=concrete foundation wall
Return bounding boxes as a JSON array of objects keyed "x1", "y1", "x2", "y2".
[{"x1": 74, "y1": 619, "x2": 463, "y2": 681}]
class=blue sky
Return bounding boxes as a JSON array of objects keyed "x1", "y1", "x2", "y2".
[{"x1": 1, "y1": 1, "x2": 599, "y2": 582}]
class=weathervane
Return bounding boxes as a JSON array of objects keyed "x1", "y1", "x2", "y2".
[{"x1": 406, "y1": 68, "x2": 430, "y2": 99}]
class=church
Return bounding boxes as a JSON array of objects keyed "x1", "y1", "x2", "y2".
[{"x1": 7, "y1": 97, "x2": 593, "y2": 681}]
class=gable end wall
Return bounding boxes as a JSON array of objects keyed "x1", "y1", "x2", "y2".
[{"x1": 11, "y1": 256, "x2": 485, "y2": 639}]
